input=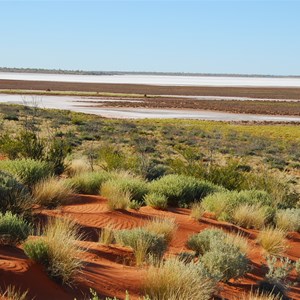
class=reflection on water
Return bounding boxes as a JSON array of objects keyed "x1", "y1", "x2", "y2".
[{"x1": 0, "y1": 94, "x2": 299, "y2": 122}]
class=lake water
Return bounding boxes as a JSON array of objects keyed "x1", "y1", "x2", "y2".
[
  {"x1": 1, "y1": 94, "x2": 299, "y2": 122},
  {"x1": 1, "y1": 72, "x2": 300, "y2": 87}
]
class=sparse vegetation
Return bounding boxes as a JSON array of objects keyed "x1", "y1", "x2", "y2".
[{"x1": 275, "y1": 209, "x2": 300, "y2": 232}]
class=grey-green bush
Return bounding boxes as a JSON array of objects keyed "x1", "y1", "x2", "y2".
[
  {"x1": 0, "y1": 159, "x2": 51, "y2": 186},
  {"x1": 0, "y1": 171, "x2": 32, "y2": 215},
  {"x1": 144, "y1": 192, "x2": 168, "y2": 210},
  {"x1": 187, "y1": 229, "x2": 226, "y2": 255},
  {"x1": 0, "y1": 212, "x2": 31, "y2": 246},
  {"x1": 68, "y1": 171, "x2": 111, "y2": 194},
  {"x1": 149, "y1": 174, "x2": 222, "y2": 206},
  {"x1": 200, "y1": 239, "x2": 249, "y2": 282}
]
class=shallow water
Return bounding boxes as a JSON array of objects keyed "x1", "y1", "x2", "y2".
[
  {"x1": 1, "y1": 94, "x2": 299, "y2": 122},
  {"x1": 1, "y1": 72, "x2": 300, "y2": 87}
]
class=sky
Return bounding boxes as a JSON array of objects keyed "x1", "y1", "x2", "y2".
[{"x1": 0, "y1": 0, "x2": 300, "y2": 75}]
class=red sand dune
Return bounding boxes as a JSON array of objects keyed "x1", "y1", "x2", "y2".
[{"x1": 1, "y1": 194, "x2": 299, "y2": 300}]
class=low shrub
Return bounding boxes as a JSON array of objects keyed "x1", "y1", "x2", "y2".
[
  {"x1": 233, "y1": 204, "x2": 269, "y2": 229},
  {"x1": 202, "y1": 190, "x2": 272, "y2": 222},
  {"x1": 114, "y1": 228, "x2": 167, "y2": 266},
  {"x1": 187, "y1": 228, "x2": 226, "y2": 256},
  {"x1": 0, "y1": 159, "x2": 51, "y2": 186},
  {"x1": 109, "y1": 176, "x2": 149, "y2": 203},
  {"x1": 200, "y1": 239, "x2": 249, "y2": 282},
  {"x1": 144, "y1": 192, "x2": 168, "y2": 210},
  {"x1": 257, "y1": 227, "x2": 287, "y2": 256},
  {"x1": 275, "y1": 209, "x2": 300, "y2": 232},
  {"x1": 24, "y1": 218, "x2": 84, "y2": 285},
  {"x1": 149, "y1": 174, "x2": 222, "y2": 207},
  {"x1": 101, "y1": 181, "x2": 131, "y2": 210},
  {"x1": 68, "y1": 171, "x2": 111, "y2": 194},
  {"x1": 225, "y1": 232, "x2": 249, "y2": 255},
  {"x1": 144, "y1": 258, "x2": 216, "y2": 300},
  {"x1": 145, "y1": 217, "x2": 177, "y2": 244},
  {"x1": 0, "y1": 171, "x2": 33, "y2": 215},
  {"x1": 32, "y1": 177, "x2": 74, "y2": 208},
  {"x1": 0, "y1": 212, "x2": 31, "y2": 246},
  {"x1": 190, "y1": 202, "x2": 205, "y2": 220}
]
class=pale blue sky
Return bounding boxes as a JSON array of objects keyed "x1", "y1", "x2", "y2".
[{"x1": 1, "y1": 0, "x2": 299, "y2": 75}]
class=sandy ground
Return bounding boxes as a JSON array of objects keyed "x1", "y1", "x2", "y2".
[{"x1": 0, "y1": 195, "x2": 299, "y2": 300}]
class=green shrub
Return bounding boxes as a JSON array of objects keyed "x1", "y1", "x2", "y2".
[
  {"x1": 202, "y1": 190, "x2": 272, "y2": 222},
  {"x1": 114, "y1": 228, "x2": 167, "y2": 265},
  {"x1": 68, "y1": 171, "x2": 111, "y2": 194},
  {"x1": 187, "y1": 229, "x2": 226, "y2": 255},
  {"x1": 200, "y1": 239, "x2": 249, "y2": 282},
  {"x1": 144, "y1": 258, "x2": 216, "y2": 300},
  {"x1": 275, "y1": 209, "x2": 300, "y2": 232},
  {"x1": 0, "y1": 171, "x2": 33, "y2": 215},
  {"x1": 24, "y1": 239, "x2": 50, "y2": 264},
  {"x1": 149, "y1": 174, "x2": 222, "y2": 206},
  {"x1": 144, "y1": 192, "x2": 168, "y2": 210},
  {"x1": 0, "y1": 159, "x2": 51, "y2": 186},
  {"x1": 0, "y1": 212, "x2": 31, "y2": 246},
  {"x1": 109, "y1": 176, "x2": 149, "y2": 203}
]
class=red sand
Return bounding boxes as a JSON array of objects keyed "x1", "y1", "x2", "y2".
[{"x1": 1, "y1": 194, "x2": 299, "y2": 299}]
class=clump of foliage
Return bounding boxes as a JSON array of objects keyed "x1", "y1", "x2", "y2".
[
  {"x1": 67, "y1": 171, "x2": 111, "y2": 195},
  {"x1": 275, "y1": 209, "x2": 300, "y2": 232},
  {"x1": 149, "y1": 174, "x2": 222, "y2": 207},
  {"x1": 32, "y1": 177, "x2": 74, "y2": 208},
  {"x1": 0, "y1": 159, "x2": 51, "y2": 187},
  {"x1": 0, "y1": 171, "x2": 33, "y2": 215},
  {"x1": 24, "y1": 218, "x2": 84, "y2": 285},
  {"x1": 144, "y1": 258, "x2": 216, "y2": 300},
  {"x1": 114, "y1": 228, "x2": 167, "y2": 266},
  {"x1": 190, "y1": 202, "x2": 205, "y2": 220},
  {"x1": 0, "y1": 212, "x2": 31, "y2": 246},
  {"x1": 144, "y1": 192, "x2": 168, "y2": 210}
]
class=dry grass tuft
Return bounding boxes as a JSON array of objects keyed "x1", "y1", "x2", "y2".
[
  {"x1": 144, "y1": 258, "x2": 216, "y2": 300},
  {"x1": 233, "y1": 204, "x2": 267, "y2": 229},
  {"x1": 99, "y1": 225, "x2": 115, "y2": 245},
  {"x1": 256, "y1": 227, "x2": 288, "y2": 256},
  {"x1": 101, "y1": 181, "x2": 131, "y2": 210},
  {"x1": 145, "y1": 217, "x2": 177, "y2": 244},
  {"x1": 190, "y1": 202, "x2": 205, "y2": 221},
  {"x1": 65, "y1": 158, "x2": 91, "y2": 177},
  {"x1": 239, "y1": 290, "x2": 282, "y2": 300},
  {"x1": 225, "y1": 232, "x2": 250, "y2": 255},
  {"x1": 32, "y1": 177, "x2": 74, "y2": 208},
  {"x1": 0, "y1": 285, "x2": 29, "y2": 300}
]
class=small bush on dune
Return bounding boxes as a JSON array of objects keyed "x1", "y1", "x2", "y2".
[
  {"x1": 68, "y1": 171, "x2": 111, "y2": 195},
  {"x1": 0, "y1": 285, "x2": 29, "y2": 300},
  {"x1": 233, "y1": 204, "x2": 269, "y2": 229},
  {"x1": 187, "y1": 228, "x2": 226, "y2": 256},
  {"x1": 0, "y1": 212, "x2": 31, "y2": 246},
  {"x1": 108, "y1": 175, "x2": 149, "y2": 203},
  {"x1": 144, "y1": 192, "x2": 168, "y2": 210},
  {"x1": 0, "y1": 159, "x2": 51, "y2": 187},
  {"x1": 145, "y1": 217, "x2": 177, "y2": 244},
  {"x1": 24, "y1": 218, "x2": 84, "y2": 285},
  {"x1": 149, "y1": 174, "x2": 222, "y2": 207},
  {"x1": 275, "y1": 209, "x2": 300, "y2": 232},
  {"x1": 225, "y1": 232, "x2": 249, "y2": 255},
  {"x1": 0, "y1": 171, "x2": 33, "y2": 215},
  {"x1": 190, "y1": 202, "x2": 205, "y2": 220},
  {"x1": 32, "y1": 177, "x2": 74, "y2": 208},
  {"x1": 144, "y1": 258, "x2": 216, "y2": 300},
  {"x1": 65, "y1": 158, "x2": 91, "y2": 177},
  {"x1": 200, "y1": 239, "x2": 249, "y2": 282},
  {"x1": 101, "y1": 181, "x2": 131, "y2": 210},
  {"x1": 257, "y1": 227, "x2": 288, "y2": 256},
  {"x1": 114, "y1": 228, "x2": 167, "y2": 266},
  {"x1": 202, "y1": 189, "x2": 272, "y2": 223}
]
